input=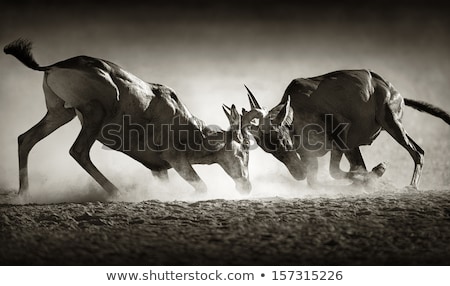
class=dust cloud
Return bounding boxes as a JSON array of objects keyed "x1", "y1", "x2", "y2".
[{"x1": 1, "y1": 1, "x2": 449, "y2": 204}]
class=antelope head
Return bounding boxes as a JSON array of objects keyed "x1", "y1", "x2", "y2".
[{"x1": 241, "y1": 85, "x2": 306, "y2": 180}]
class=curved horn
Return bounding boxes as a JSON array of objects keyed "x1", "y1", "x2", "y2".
[{"x1": 244, "y1": 85, "x2": 261, "y2": 109}]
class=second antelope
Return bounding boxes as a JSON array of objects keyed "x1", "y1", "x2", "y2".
[{"x1": 243, "y1": 70, "x2": 450, "y2": 189}]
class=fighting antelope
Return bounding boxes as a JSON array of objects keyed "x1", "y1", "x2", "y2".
[
  {"x1": 243, "y1": 70, "x2": 450, "y2": 189},
  {"x1": 4, "y1": 39, "x2": 252, "y2": 196}
]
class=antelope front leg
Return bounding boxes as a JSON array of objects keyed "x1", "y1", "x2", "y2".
[
  {"x1": 166, "y1": 157, "x2": 207, "y2": 193},
  {"x1": 304, "y1": 155, "x2": 320, "y2": 189},
  {"x1": 329, "y1": 149, "x2": 348, "y2": 179},
  {"x1": 152, "y1": 170, "x2": 169, "y2": 182}
]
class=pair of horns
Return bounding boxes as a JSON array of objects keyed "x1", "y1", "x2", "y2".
[
  {"x1": 224, "y1": 85, "x2": 260, "y2": 113},
  {"x1": 244, "y1": 85, "x2": 261, "y2": 109},
  {"x1": 222, "y1": 104, "x2": 240, "y2": 123},
  {"x1": 243, "y1": 85, "x2": 292, "y2": 127},
  {"x1": 222, "y1": 104, "x2": 234, "y2": 114}
]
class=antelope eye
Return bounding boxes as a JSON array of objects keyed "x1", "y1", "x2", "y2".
[{"x1": 250, "y1": 118, "x2": 260, "y2": 126}]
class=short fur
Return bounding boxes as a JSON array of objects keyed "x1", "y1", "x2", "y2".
[{"x1": 4, "y1": 38, "x2": 252, "y2": 196}]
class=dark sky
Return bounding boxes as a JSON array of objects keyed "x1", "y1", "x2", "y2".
[{"x1": 1, "y1": 0, "x2": 449, "y2": 198}]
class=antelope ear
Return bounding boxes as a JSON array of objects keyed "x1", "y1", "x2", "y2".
[
  {"x1": 273, "y1": 95, "x2": 293, "y2": 126},
  {"x1": 229, "y1": 104, "x2": 244, "y2": 142},
  {"x1": 242, "y1": 107, "x2": 248, "y2": 115},
  {"x1": 230, "y1": 104, "x2": 241, "y2": 129},
  {"x1": 222, "y1": 104, "x2": 232, "y2": 122}
]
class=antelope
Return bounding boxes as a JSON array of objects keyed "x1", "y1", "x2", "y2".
[
  {"x1": 243, "y1": 70, "x2": 450, "y2": 189},
  {"x1": 4, "y1": 39, "x2": 252, "y2": 196}
]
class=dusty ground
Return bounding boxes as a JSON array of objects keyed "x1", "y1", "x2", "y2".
[{"x1": 1, "y1": 187, "x2": 449, "y2": 266}]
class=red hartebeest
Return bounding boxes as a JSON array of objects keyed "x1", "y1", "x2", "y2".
[
  {"x1": 243, "y1": 70, "x2": 450, "y2": 189},
  {"x1": 4, "y1": 39, "x2": 252, "y2": 196}
]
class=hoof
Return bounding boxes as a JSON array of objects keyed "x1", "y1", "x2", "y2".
[
  {"x1": 371, "y1": 162, "x2": 387, "y2": 178},
  {"x1": 194, "y1": 189, "x2": 207, "y2": 195},
  {"x1": 194, "y1": 183, "x2": 208, "y2": 194},
  {"x1": 107, "y1": 190, "x2": 120, "y2": 201},
  {"x1": 348, "y1": 171, "x2": 367, "y2": 184},
  {"x1": 12, "y1": 189, "x2": 31, "y2": 204},
  {"x1": 104, "y1": 185, "x2": 120, "y2": 200},
  {"x1": 236, "y1": 180, "x2": 252, "y2": 195},
  {"x1": 403, "y1": 184, "x2": 419, "y2": 191},
  {"x1": 193, "y1": 189, "x2": 208, "y2": 200},
  {"x1": 350, "y1": 163, "x2": 386, "y2": 186}
]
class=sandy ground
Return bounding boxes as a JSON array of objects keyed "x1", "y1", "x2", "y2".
[{"x1": 1, "y1": 186, "x2": 449, "y2": 266}]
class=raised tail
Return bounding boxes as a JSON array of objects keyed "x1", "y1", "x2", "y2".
[
  {"x1": 404, "y1": 98, "x2": 450, "y2": 125},
  {"x1": 4, "y1": 38, "x2": 49, "y2": 71}
]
